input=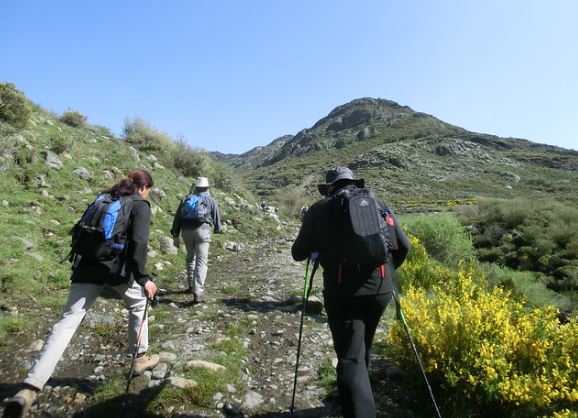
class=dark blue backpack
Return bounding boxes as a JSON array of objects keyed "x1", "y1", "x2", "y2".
[
  {"x1": 71, "y1": 193, "x2": 134, "y2": 260},
  {"x1": 181, "y1": 193, "x2": 210, "y2": 223}
]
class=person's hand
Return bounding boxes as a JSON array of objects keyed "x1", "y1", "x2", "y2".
[
  {"x1": 173, "y1": 236, "x2": 180, "y2": 249},
  {"x1": 144, "y1": 280, "x2": 157, "y2": 300}
]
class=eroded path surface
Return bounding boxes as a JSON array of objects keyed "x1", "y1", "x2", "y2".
[{"x1": 1, "y1": 229, "x2": 413, "y2": 417}]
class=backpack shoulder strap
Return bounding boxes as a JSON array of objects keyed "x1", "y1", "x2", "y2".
[{"x1": 380, "y1": 204, "x2": 399, "y2": 251}]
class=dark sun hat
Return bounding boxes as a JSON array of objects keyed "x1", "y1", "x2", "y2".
[{"x1": 317, "y1": 166, "x2": 364, "y2": 195}]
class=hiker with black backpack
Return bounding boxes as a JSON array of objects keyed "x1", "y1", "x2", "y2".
[
  {"x1": 291, "y1": 166, "x2": 410, "y2": 418},
  {"x1": 3, "y1": 169, "x2": 159, "y2": 418},
  {"x1": 170, "y1": 176, "x2": 222, "y2": 303}
]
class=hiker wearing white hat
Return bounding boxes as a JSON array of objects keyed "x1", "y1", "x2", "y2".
[{"x1": 170, "y1": 176, "x2": 222, "y2": 303}]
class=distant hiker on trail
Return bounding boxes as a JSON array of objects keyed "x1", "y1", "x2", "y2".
[
  {"x1": 3, "y1": 169, "x2": 159, "y2": 418},
  {"x1": 171, "y1": 176, "x2": 222, "y2": 303},
  {"x1": 291, "y1": 166, "x2": 410, "y2": 418}
]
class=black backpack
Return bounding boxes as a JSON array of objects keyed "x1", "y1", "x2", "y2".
[
  {"x1": 70, "y1": 193, "x2": 134, "y2": 261},
  {"x1": 332, "y1": 187, "x2": 393, "y2": 269}
]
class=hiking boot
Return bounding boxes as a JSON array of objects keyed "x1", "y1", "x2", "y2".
[
  {"x1": 133, "y1": 353, "x2": 159, "y2": 376},
  {"x1": 3, "y1": 387, "x2": 38, "y2": 418},
  {"x1": 194, "y1": 293, "x2": 206, "y2": 303}
]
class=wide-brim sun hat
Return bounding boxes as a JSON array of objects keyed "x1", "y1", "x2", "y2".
[
  {"x1": 195, "y1": 177, "x2": 210, "y2": 188},
  {"x1": 317, "y1": 166, "x2": 364, "y2": 195}
]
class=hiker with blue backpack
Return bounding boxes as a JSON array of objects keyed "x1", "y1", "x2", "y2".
[
  {"x1": 171, "y1": 176, "x2": 222, "y2": 303},
  {"x1": 291, "y1": 166, "x2": 410, "y2": 418},
  {"x1": 3, "y1": 169, "x2": 159, "y2": 418}
]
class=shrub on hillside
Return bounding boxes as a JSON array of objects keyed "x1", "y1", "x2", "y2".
[
  {"x1": 123, "y1": 117, "x2": 176, "y2": 163},
  {"x1": 59, "y1": 110, "x2": 87, "y2": 127},
  {"x1": 461, "y1": 199, "x2": 578, "y2": 291},
  {"x1": 211, "y1": 161, "x2": 245, "y2": 194},
  {"x1": 50, "y1": 131, "x2": 73, "y2": 154},
  {"x1": 387, "y1": 268, "x2": 578, "y2": 417},
  {"x1": 403, "y1": 212, "x2": 475, "y2": 265},
  {"x1": 172, "y1": 139, "x2": 213, "y2": 178},
  {"x1": 396, "y1": 234, "x2": 445, "y2": 291},
  {"x1": 0, "y1": 82, "x2": 32, "y2": 128},
  {"x1": 481, "y1": 263, "x2": 572, "y2": 312}
]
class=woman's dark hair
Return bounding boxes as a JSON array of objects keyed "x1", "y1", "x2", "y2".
[{"x1": 103, "y1": 169, "x2": 154, "y2": 197}]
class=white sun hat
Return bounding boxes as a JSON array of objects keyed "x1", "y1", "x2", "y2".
[{"x1": 195, "y1": 176, "x2": 210, "y2": 188}]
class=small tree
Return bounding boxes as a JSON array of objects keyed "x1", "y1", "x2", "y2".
[{"x1": 0, "y1": 82, "x2": 32, "y2": 128}]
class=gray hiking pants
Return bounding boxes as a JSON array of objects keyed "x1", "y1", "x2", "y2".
[
  {"x1": 182, "y1": 223, "x2": 211, "y2": 295},
  {"x1": 24, "y1": 279, "x2": 148, "y2": 390}
]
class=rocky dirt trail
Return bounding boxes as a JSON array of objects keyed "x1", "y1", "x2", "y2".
[{"x1": 1, "y1": 225, "x2": 416, "y2": 417}]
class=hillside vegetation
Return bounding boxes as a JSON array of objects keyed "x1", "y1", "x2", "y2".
[{"x1": 0, "y1": 82, "x2": 282, "y2": 306}]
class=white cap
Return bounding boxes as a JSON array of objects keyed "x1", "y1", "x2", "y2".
[{"x1": 195, "y1": 176, "x2": 210, "y2": 188}]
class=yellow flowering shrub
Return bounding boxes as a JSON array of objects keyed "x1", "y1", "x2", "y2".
[{"x1": 387, "y1": 267, "x2": 578, "y2": 416}]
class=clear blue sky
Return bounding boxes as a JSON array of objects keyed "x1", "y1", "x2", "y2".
[{"x1": 1, "y1": 0, "x2": 577, "y2": 153}]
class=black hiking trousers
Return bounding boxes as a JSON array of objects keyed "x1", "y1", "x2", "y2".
[{"x1": 324, "y1": 292, "x2": 391, "y2": 418}]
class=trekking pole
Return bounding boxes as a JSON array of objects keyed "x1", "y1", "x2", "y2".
[
  {"x1": 290, "y1": 255, "x2": 319, "y2": 415},
  {"x1": 392, "y1": 289, "x2": 442, "y2": 418},
  {"x1": 125, "y1": 297, "x2": 150, "y2": 393}
]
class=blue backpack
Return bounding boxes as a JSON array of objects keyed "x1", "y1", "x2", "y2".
[
  {"x1": 71, "y1": 193, "x2": 134, "y2": 261},
  {"x1": 181, "y1": 193, "x2": 210, "y2": 223}
]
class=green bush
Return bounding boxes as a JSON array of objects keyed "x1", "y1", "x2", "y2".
[
  {"x1": 461, "y1": 198, "x2": 578, "y2": 291},
  {"x1": 481, "y1": 263, "x2": 572, "y2": 312},
  {"x1": 171, "y1": 139, "x2": 213, "y2": 178},
  {"x1": 59, "y1": 110, "x2": 87, "y2": 127},
  {"x1": 0, "y1": 83, "x2": 32, "y2": 128},
  {"x1": 50, "y1": 131, "x2": 73, "y2": 154},
  {"x1": 123, "y1": 117, "x2": 176, "y2": 162},
  {"x1": 402, "y1": 212, "x2": 475, "y2": 265}
]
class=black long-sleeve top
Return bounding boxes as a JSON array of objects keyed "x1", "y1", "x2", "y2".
[
  {"x1": 71, "y1": 194, "x2": 151, "y2": 287},
  {"x1": 292, "y1": 185, "x2": 410, "y2": 301}
]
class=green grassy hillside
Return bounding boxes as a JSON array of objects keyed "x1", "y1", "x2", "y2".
[{"x1": 0, "y1": 84, "x2": 283, "y2": 307}]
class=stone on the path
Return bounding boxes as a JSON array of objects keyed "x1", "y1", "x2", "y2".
[
  {"x1": 159, "y1": 352, "x2": 177, "y2": 364},
  {"x1": 242, "y1": 390, "x2": 264, "y2": 409},
  {"x1": 167, "y1": 376, "x2": 197, "y2": 389},
  {"x1": 305, "y1": 296, "x2": 324, "y2": 315},
  {"x1": 28, "y1": 339, "x2": 44, "y2": 352},
  {"x1": 186, "y1": 360, "x2": 226, "y2": 372},
  {"x1": 152, "y1": 362, "x2": 168, "y2": 379}
]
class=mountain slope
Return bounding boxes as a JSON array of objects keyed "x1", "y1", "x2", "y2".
[{"x1": 223, "y1": 98, "x2": 578, "y2": 211}]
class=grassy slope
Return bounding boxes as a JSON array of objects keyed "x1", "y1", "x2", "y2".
[{"x1": 0, "y1": 106, "x2": 281, "y2": 311}]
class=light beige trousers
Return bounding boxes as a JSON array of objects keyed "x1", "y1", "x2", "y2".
[
  {"x1": 24, "y1": 279, "x2": 148, "y2": 390},
  {"x1": 182, "y1": 224, "x2": 211, "y2": 295}
]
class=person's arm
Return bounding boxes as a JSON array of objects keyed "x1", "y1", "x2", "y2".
[
  {"x1": 211, "y1": 198, "x2": 223, "y2": 233},
  {"x1": 170, "y1": 198, "x2": 184, "y2": 238},
  {"x1": 390, "y1": 210, "x2": 410, "y2": 269},
  {"x1": 127, "y1": 200, "x2": 152, "y2": 287},
  {"x1": 291, "y1": 205, "x2": 318, "y2": 261}
]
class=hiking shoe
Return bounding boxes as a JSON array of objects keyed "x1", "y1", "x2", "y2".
[
  {"x1": 3, "y1": 387, "x2": 38, "y2": 418},
  {"x1": 194, "y1": 293, "x2": 206, "y2": 303},
  {"x1": 134, "y1": 353, "x2": 159, "y2": 376}
]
